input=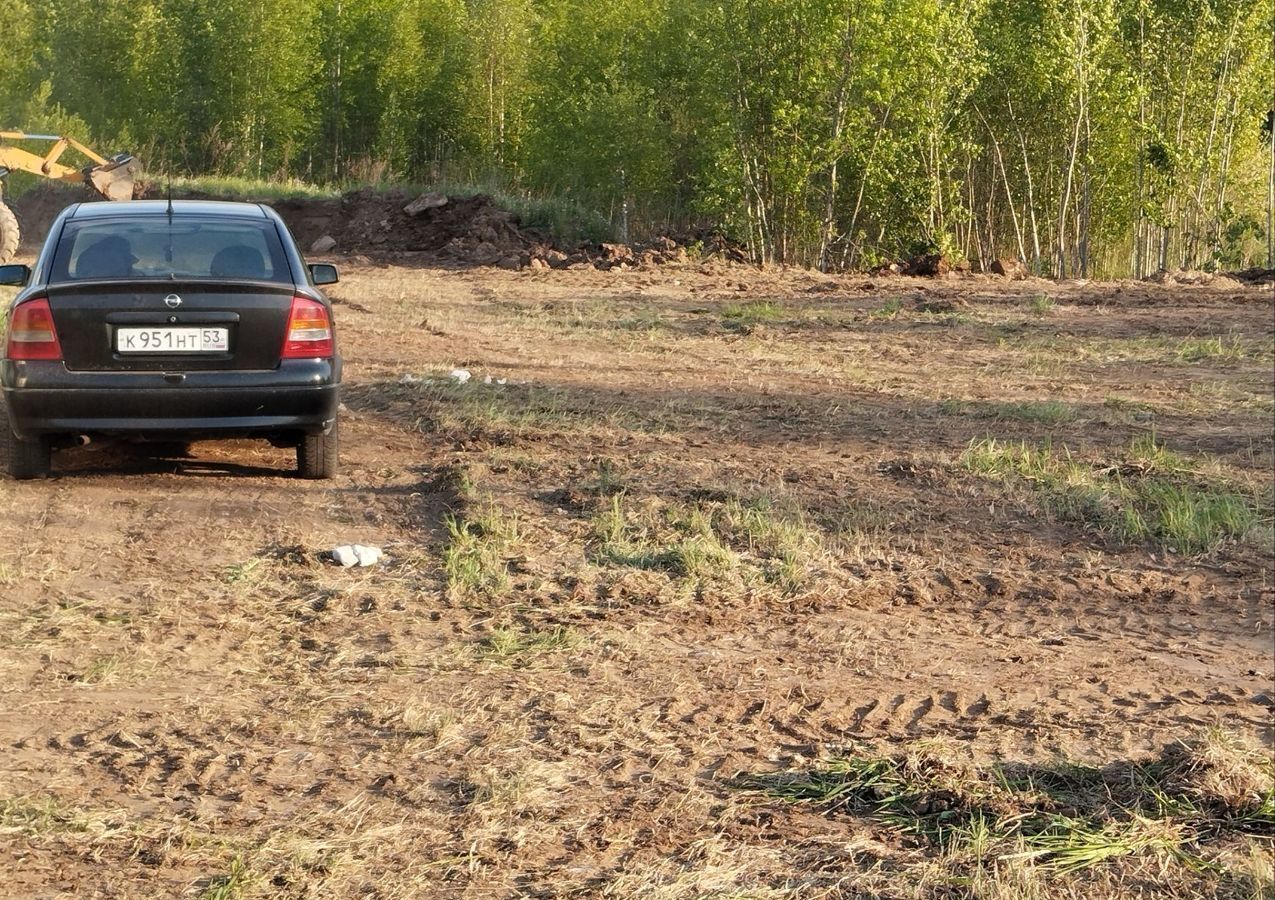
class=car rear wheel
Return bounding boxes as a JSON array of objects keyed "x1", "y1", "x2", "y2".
[
  {"x1": 297, "y1": 419, "x2": 338, "y2": 479},
  {"x1": 0, "y1": 402, "x2": 50, "y2": 479}
]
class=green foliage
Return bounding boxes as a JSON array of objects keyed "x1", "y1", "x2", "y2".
[{"x1": 0, "y1": 0, "x2": 1267, "y2": 274}]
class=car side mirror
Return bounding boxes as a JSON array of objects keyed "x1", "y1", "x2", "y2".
[
  {"x1": 309, "y1": 264, "x2": 339, "y2": 286},
  {"x1": 0, "y1": 264, "x2": 31, "y2": 286}
]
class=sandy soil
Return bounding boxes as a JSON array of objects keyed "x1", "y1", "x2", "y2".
[{"x1": 0, "y1": 260, "x2": 1271, "y2": 898}]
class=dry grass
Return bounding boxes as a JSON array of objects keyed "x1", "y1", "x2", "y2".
[
  {"x1": 737, "y1": 732, "x2": 1273, "y2": 892},
  {"x1": 1, "y1": 263, "x2": 1271, "y2": 898}
]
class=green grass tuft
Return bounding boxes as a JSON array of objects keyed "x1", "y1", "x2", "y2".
[
  {"x1": 169, "y1": 175, "x2": 338, "y2": 201},
  {"x1": 594, "y1": 495, "x2": 737, "y2": 578},
  {"x1": 0, "y1": 796, "x2": 96, "y2": 837},
  {"x1": 871, "y1": 298, "x2": 904, "y2": 319},
  {"x1": 963, "y1": 436, "x2": 1265, "y2": 553},
  {"x1": 737, "y1": 730, "x2": 1272, "y2": 879},
  {"x1": 443, "y1": 501, "x2": 518, "y2": 599},
  {"x1": 1026, "y1": 294, "x2": 1056, "y2": 317},
  {"x1": 1176, "y1": 333, "x2": 1247, "y2": 362},
  {"x1": 480, "y1": 625, "x2": 581, "y2": 663},
  {"x1": 717, "y1": 497, "x2": 822, "y2": 591},
  {"x1": 721, "y1": 300, "x2": 785, "y2": 331},
  {"x1": 200, "y1": 854, "x2": 253, "y2": 900}
]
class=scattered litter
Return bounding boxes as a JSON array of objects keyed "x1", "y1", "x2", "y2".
[
  {"x1": 330, "y1": 544, "x2": 384, "y2": 567},
  {"x1": 449, "y1": 368, "x2": 471, "y2": 384},
  {"x1": 399, "y1": 373, "x2": 423, "y2": 384}
]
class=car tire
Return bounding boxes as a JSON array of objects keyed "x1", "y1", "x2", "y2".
[
  {"x1": 0, "y1": 201, "x2": 19, "y2": 264},
  {"x1": 297, "y1": 419, "x2": 338, "y2": 479},
  {"x1": 0, "y1": 402, "x2": 50, "y2": 480}
]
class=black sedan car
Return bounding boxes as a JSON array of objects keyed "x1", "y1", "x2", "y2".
[{"x1": 0, "y1": 200, "x2": 341, "y2": 479}]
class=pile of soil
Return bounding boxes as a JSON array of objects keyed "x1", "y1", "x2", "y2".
[
  {"x1": 1228, "y1": 266, "x2": 1274, "y2": 286},
  {"x1": 277, "y1": 188, "x2": 533, "y2": 263},
  {"x1": 1143, "y1": 268, "x2": 1247, "y2": 290},
  {"x1": 6, "y1": 183, "x2": 702, "y2": 271},
  {"x1": 6, "y1": 183, "x2": 97, "y2": 245},
  {"x1": 290, "y1": 188, "x2": 704, "y2": 271}
]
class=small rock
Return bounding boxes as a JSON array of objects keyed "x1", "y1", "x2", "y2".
[
  {"x1": 989, "y1": 257, "x2": 1025, "y2": 279},
  {"x1": 310, "y1": 235, "x2": 337, "y2": 254},
  {"x1": 599, "y1": 242, "x2": 634, "y2": 262},
  {"x1": 403, "y1": 192, "x2": 448, "y2": 216},
  {"x1": 529, "y1": 257, "x2": 549, "y2": 271},
  {"x1": 470, "y1": 242, "x2": 501, "y2": 265},
  {"x1": 331, "y1": 545, "x2": 383, "y2": 568},
  {"x1": 497, "y1": 255, "x2": 522, "y2": 271},
  {"x1": 449, "y1": 368, "x2": 471, "y2": 384}
]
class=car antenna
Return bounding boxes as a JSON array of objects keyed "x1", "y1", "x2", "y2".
[{"x1": 166, "y1": 175, "x2": 173, "y2": 221}]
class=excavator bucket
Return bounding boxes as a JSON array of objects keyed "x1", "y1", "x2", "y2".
[{"x1": 86, "y1": 155, "x2": 141, "y2": 201}]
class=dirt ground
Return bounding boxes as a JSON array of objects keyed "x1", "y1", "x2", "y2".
[{"x1": 0, "y1": 258, "x2": 1271, "y2": 898}]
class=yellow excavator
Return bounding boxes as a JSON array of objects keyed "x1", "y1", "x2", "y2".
[{"x1": 0, "y1": 131, "x2": 141, "y2": 262}]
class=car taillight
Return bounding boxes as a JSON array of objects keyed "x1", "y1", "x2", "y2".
[
  {"x1": 281, "y1": 296, "x2": 333, "y2": 359},
  {"x1": 7, "y1": 297, "x2": 63, "y2": 361}
]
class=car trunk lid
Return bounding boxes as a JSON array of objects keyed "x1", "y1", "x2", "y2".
[{"x1": 46, "y1": 281, "x2": 295, "y2": 372}]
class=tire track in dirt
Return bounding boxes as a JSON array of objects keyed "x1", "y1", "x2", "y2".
[{"x1": 620, "y1": 569, "x2": 1272, "y2": 760}]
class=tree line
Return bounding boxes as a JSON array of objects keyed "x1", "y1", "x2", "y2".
[{"x1": 1, "y1": 0, "x2": 1271, "y2": 275}]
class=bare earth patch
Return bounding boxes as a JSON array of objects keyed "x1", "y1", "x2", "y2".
[{"x1": 1, "y1": 260, "x2": 1271, "y2": 898}]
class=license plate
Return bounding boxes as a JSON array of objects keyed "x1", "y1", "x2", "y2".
[{"x1": 117, "y1": 327, "x2": 229, "y2": 354}]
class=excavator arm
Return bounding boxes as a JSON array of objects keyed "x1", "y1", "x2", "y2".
[
  {"x1": 0, "y1": 131, "x2": 141, "y2": 201},
  {"x1": 0, "y1": 132, "x2": 142, "y2": 263}
]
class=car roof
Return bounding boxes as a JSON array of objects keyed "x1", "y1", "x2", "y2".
[{"x1": 68, "y1": 200, "x2": 269, "y2": 220}]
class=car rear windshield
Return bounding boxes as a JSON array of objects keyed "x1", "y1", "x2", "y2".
[{"x1": 49, "y1": 218, "x2": 292, "y2": 284}]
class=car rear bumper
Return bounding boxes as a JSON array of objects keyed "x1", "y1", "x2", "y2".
[{"x1": 2, "y1": 358, "x2": 341, "y2": 440}]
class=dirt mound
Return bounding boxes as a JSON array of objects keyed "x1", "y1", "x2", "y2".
[
  {"x1": 6, "y1": 184, "x2": 542, "y2": 265},
  {"x1": 988, "y1": 257, "x2": 1027, "y2": 278},
  {"x1": 1228, "y1": 266, "x2": 1274, "y2": 286},
  {"x1": 900, "y1": 252, "x2": 971, "y2": 277},
  {"x1": 294, "y1": 188, "x2": 537, "y2": 263},
  {"x1": 1143, "y1": 268, "x2": 1247, "y2": 289},
  {"x1": 6, "y1": 183, "x2": 102, "y2": 246},
  {"x1": 5, "y1": 184, "x2": 702, "y2": 270}
]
